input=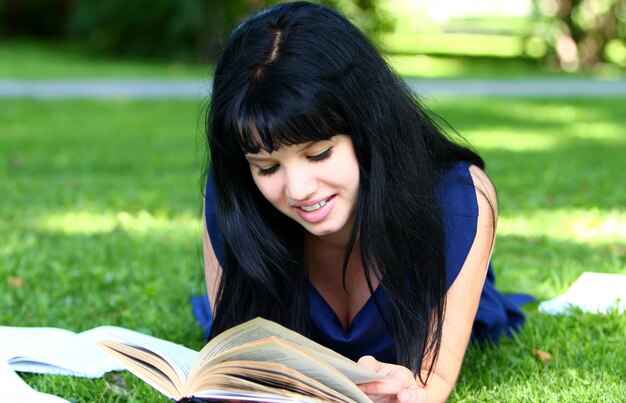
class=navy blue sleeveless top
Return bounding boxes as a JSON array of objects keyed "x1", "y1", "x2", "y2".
[{"x1": 191, "y1": 161, "x2": 529, "y2": 363}]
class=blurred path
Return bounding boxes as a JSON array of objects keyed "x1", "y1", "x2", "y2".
[
  {"x1": 1, "y1": 78, "x2": 626, "y2": 98},
  {"x1": 407, "y1": 78, "x2": 626, "y2": 97},
  {"x1": 0, "y1": 79, "x2": 210, "y2": 99}
]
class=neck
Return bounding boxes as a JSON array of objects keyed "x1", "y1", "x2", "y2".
[
  {"x1": 305, "y1": 226, "x2": 355, "y2": 252},
  {"x1": 304, "y1": 231, "x2": 362, "y2": 278},
  {"x1": 304, "y1": 229, "x2": 361, "y2": 266}
]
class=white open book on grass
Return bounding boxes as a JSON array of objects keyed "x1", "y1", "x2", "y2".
[
  {"x1": 0, "y1": 326, "x2": 159, "y2": 402},
  {"x1": 0, "y1": 325, "x2": 144, "y2": 377},
  {"x1": 538, "y1": 272, "x2": 626, "y2": 315},
  {"x1": 0, "y1": 360, "x2": 69, "y2": 403}
]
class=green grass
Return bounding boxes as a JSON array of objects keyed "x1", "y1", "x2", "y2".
[
  {"x1": 2, "y1": 97, "x2": 625, "y2": 401},
  {"x1": 0, "y1": 41, "x2": 208, "y2": 79},
  {"x1": 1, "y1": 99, "x2": 208, "y2": 401},
  {"x1": 0, "y1": 40, "x2": 597, "y2": 80},
  {"x1": 386, "y1": 54, "x2": 575, "y2": 79},
  {"x1": 382, "y1": 32, "x2": 527, "y2": 58},
  {"x1": 433, "y1": 98, "x2": 626, "y2": 401}
]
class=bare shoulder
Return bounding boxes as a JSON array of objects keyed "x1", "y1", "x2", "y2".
[{"x1": 468, "y1": 164, "x2": 498, "y2": 228}]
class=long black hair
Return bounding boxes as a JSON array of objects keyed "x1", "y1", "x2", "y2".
[{"x1": 206, "y1": 1, "x2": 483, "y2": 381}]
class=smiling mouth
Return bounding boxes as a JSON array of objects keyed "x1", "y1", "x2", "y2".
[{"x1": 299, "y1": 196, "x2": 334, "y2": 212}]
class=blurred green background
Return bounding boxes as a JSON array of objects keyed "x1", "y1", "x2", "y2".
[
  {"x1": 1, "y1": 1, "x2": 625, "y2": 401},
  {"x1": 1, "y1": 0, "x2": 625, "y2": 77}
]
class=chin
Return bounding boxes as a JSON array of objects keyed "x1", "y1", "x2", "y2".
[
  {"x1": 300, "y1": 223, "x2": 329, "y2": 235},
  {"x1": 303, "y1": 222, "x2": 350, "y2": 238},
  {"x1": 302, "y1": 226, "x2": 328, "y2": 236}
]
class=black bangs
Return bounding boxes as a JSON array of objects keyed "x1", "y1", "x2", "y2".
[{"x1": 227, "y1": 84, "x2": 350, "y2": 154}]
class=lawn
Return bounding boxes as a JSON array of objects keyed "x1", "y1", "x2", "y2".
[
  {"x1": 0, "y1": 40, "x2": 587, "y2": 80},
  {"x1": 1, "y1": 99, "x2": 208, "y2": 401},
  {"x1": 434, "y1": 98, "x2": 626, "y2": 401},
  {"x1": 0, "y1": 41, "x2": 206, "y2": 79},
  {"x1": 2, "y1": 95, "x2": 624, "y2": 402}
]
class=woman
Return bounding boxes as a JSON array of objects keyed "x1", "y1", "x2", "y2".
[{"x1": 193, "y1": 2, "x2": 526, "y2": 401}]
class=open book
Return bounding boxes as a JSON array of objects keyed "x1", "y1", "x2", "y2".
[
  {"x1": 97, "y1": 317, "x2": 385, "y2": 402},
  {"x1": 0, "y1": 360, "x2": 69, "y2": 403},
  {"x1": 0, "y1": 325, "x2": 167, "y2": 402},
  {"x1": 0, "y1": 325, "x2": 135, "y2": 377},
  {"x1": 538, "y1": 271, "x2": 626, "y2": 315}
]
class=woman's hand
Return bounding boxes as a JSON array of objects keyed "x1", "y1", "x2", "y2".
[{"x1": 357, "y1": 356, "x2": 427, "y2": 403}]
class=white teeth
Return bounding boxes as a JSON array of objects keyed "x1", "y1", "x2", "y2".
[{"x1": 301, "y1": 199, "x2": 327, "y2": 212}]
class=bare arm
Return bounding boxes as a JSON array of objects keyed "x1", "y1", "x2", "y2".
[
  {"x1": 418, "y1": 165, "x2": 497, "y2": 401},
  {"x1": 202, "y1": 206, "x2": 223, "y2": 314},
  {"x1": 358, "y1": 165, "x2": 497, "y2": 403}
]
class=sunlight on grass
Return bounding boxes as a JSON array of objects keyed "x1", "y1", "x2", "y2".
[
  {"x1": 467, "y1": 129, "x2": 559, "y2": 151},
  {"x1": 500, "y1": 209, "x2": 626, "y2": 243},
  {"x1": 381, "y1": 32, "x2": 524, "y2": 57},
  {"x1": 502, "y1": 104, "x2": 625, "y2": 141},
  {"x1": 458, "y1": 101, "x2": 625, "y2": 151},
  {"x1": 570, "y1": 122, "x2": 625, "y2": 142},
  {"x1": 0, "y1": 41, "x2": 205, "y2": 79},
  {"x1": 38, "y1": 210, "x2": 199, "y2": 235},
  {"x1": 388, "y1": 55, "x2": 470, "y2": 78},
  {"x1": 386, "y1": 54, "x2": 556, "y2": 78},
  {"x1": 529, "y1": 104, "x2": 579, "y2": 122}
]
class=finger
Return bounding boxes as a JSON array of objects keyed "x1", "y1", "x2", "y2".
[
  {"x1": 398, "y1": 387, "x2": 427, "y2": 403},
  {"x1": 358, "y1": 378, "x2": 403, "y2": 395},
  {"x1": 357, "y1": 355, "x2": 383, "y2": 372},
  {"x1": 358, "y1": 356, "x2": 415, "y2": 387},
  {"x1": 384, "y1": 365, "x2": 419, "y2": 388}
]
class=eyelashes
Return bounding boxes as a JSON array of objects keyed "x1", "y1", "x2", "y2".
[
  {"x1": 256, "y1": 147, "x2": 334, "y2": 176},
  {"x1": 308, "y1": 147, "x2": 333, "y2": 162},
  {"x1": 257, "y1": 165, "x2": 279, "y2": 176}
]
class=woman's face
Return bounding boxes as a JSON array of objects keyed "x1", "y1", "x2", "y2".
[{"x1": 245, "y1": 135, "x2": 359, "y2": 241}]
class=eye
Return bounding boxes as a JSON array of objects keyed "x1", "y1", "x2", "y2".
[
  {"x1": 308, "y1": 147, "x2": 333, "y2": 162},
  {"x1": 257, "y1": 164, "x2": 279, "y2": 176}
]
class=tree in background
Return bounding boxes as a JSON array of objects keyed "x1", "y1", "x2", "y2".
[
  {"x1": 533, "y1": 0, "x2": 626, "y2": 71},
  {"x1": 1, "y1": 0, "x2": 623, "y2": 72},
  {"x1": 0, "y1": 0, "x2": 389, "y2": 62},
  {"x1": 0, "y1": 0, "x2": 71, "y2": 37},
  {"x1": 69, "y1": 0, "x2": 206, "y2": 60},
  {"x1": 187, "y1": 0, "x2": 391, "y2": 61}
]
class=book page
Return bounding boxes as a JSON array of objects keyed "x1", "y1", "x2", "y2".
[
  {"x1": 96, "y1": 341, "x2": 180, "y2": 400},
  {"x1": 196, "y1": 361, "x2": 352, "y2": 402},
  {"x1": 198, "y1": 338, "x2": 371, "y2": 403},
  {"x1": 92, "y1": 326, "x2": 198, "y2": 383},
  {"x1": 0, "y1": 326, "x2": 124, "y2": 377},
  {"x1": 0, "y1": 360, "x2": 69, "y2": 403},
  {"x1": 195, "y1": 318, "x2": 384, "y2": 384},
  {"x1": 191, "y1": 372, "x2": 326, "y2": 402},
  {"x1": 539, "y1": 272, "x2": 626, "y2": 314}
]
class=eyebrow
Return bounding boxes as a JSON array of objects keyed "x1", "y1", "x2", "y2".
[
  {"x1": 244, "y1": 154, "x2": 272, "y2": 162},
  {"x1": 244, "y1": 141, "x2": 321, "y2": 162}
]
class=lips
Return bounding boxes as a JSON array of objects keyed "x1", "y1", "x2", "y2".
[
  {"x1": 299, "y1": 196, "x2": 333, "y2": 212},
  {"x1": 293, "y1": 195, "x2": 336, "y2": 223}
]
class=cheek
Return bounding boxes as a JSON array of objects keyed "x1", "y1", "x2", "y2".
[
  {"x1": 332, "y1": 153, "x2": 359, "y2": 189},
  {"x1": 347, "y1": 156, "x2": 360, "y2": 184},
  {"x1": 251, "y1": 173, "x2": 283, "y2": 205}
]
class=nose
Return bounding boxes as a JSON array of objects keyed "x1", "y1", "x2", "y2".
[{"x1": 284, "y1": 165, "x2": 317, "y2": 202}]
